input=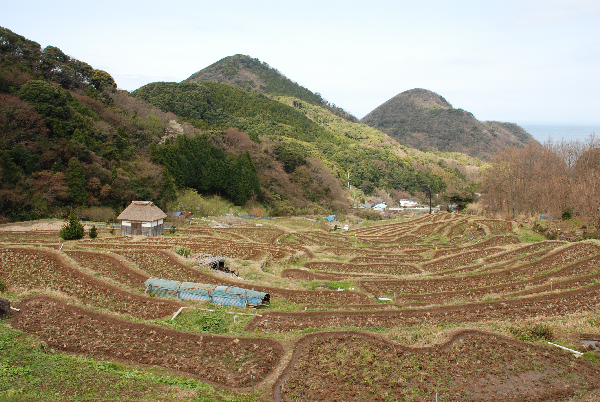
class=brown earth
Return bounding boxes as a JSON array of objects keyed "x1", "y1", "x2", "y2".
[
  {"x1": 0, "y1": 247, "x2": 182, "y2": 319},
  {"x1": 9, "y1": 295, "x2": 284, "y2": 388},
  {"x1": 3, "y1": 214, "x2": 600, "y2": 401},
  {"x1": 246, "y1": 282, "x2": 600, "y2": 333},
  {"x1": 273, "y1": 330, "x2": 599, "y2": 401},
  {"x1": 362, "y1": 242, "x2": 600, "y2": 296}
]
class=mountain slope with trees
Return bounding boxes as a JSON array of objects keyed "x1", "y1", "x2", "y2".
[
  {"x1": 480, "y1": 135, "x2": 600, "y2": 229},
  {"x1": 0, "y1": 26, "x2": 484, "y2": 222},
  {"x1": 0, "y1": 26, "x2": 180, "y2": 221},
  {"x1": 183, "y1": 54, "x2": 357, "y2": 121},
  {"x1": 133, "y1": 81, "x2": 483, "y2": 210},
  {"x1": 361, "y1": 88, "x2": 535, "y2": 160}
]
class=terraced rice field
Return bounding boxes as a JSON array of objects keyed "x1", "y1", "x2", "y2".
[{"x1": 2, "y1": 212, "x2": 599, "y2": 401}]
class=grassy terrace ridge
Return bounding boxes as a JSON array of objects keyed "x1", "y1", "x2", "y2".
[{"x1": 1, "y1": 212, "x2": 600, "y2": 401}]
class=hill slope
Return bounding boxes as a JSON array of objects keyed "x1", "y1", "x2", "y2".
[
  {"x1": 361, "y1": 88, "x2": 535, "y2": 160},
  {"x1": 184, "y1": 54, "x2": 356, "y2": 121},
  {"x1": 0, "y1": 26, "x2": 484, "y2": 221}
]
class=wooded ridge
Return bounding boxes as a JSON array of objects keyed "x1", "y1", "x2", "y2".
[
  {"x1": 362, "y1": 88, "x2": 535, "y2": 160},
  {"x1": 0, "y1": 26, "x2": 488, "y2": 222}
]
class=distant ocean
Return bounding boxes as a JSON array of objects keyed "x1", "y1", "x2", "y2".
[{"x1": 520, "y1": 124, "x2": 600, "y2": 143}]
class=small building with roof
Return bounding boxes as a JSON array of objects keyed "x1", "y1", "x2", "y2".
[
  {"x1": 117, "y1": 201, "x2": 167, "y2": 237},
  {"x1": 373, "y1": 203, "x2": 387, "y2": 211}
]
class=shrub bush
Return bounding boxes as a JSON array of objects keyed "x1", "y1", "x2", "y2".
[
  {"x1": 356, "y1": 210, "x2": 382, "y2": 221},
  {"x1": 562, "y1": 208, "x2": 573, "y2": 220},
  {"x1": 175, "y1": 246, "x2": 191, "y2": 258}
]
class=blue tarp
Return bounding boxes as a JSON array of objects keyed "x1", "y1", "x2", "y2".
[{"x1": 144, "y1": 278, "x2": 269, "y2": 308}]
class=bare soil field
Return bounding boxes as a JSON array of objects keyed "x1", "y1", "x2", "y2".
[
  {"x1": 0, "y1": 247, "x2": 182, "y2": 319},
  {"x1": 361, "y1": 243, "x2": 600, "y2": 297},
  {"x1": 303, "y1": 261, "x2": 421, "y2": 275},
  {"x1": 246, "y1": 282, "x2": 600, "y2": 333},
  {"x1": 9, "y1": 295, "x2": 283, "y2": 388},
  {"x1": 2, "y1": 212, "x2": 600, "y2": 401},
  {"x1": 274, "y1": 330, "x2": 599, "y2": 401}
]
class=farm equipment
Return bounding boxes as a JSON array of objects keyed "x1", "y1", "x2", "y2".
[{"x1": 144, "y1": 278, "x2": 269, "y2": 308}]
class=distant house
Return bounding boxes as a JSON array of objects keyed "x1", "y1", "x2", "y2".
[
  {"x1": 399, "y1": 199, "x2": 419, "y2": 208},
  {"x1": 169, "y1": 211, "x2": 194, "y2": 219},
  {"x1": 373, "y1": 203, "x2": 387, "y2": 211},
  {"x1": 117, "y1": 201, "x2": 167, "y2": 237}
]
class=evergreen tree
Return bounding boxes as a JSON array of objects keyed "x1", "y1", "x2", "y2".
[
  {"x1": 65, "y1": 157, "x2": 88, "y2": 205},
  {"x1": 60, "y1": 210, "x2": 84, "y2": 240},
  {"x1": 88, "y1": 225, "x2": 98, "y2": 239}
]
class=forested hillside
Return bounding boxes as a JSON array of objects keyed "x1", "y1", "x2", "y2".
[
  {"x1": 0, "y1": 26, "x2": 483, "y2": 222},
  {"x1": 184, "y1": 54, "x2": 357, "y2": 121},
  {"x1": 0, "y1": 27, "x2": 180, "y2": 221},
  {"x1": 134, "y1": 81, "x2": 483, "y2": 210},
  {"x1": 481, "y1": 135, "x2": 600, "y2": 228},
  {"x1": 362, "y1": 88, "x2": 535, "y2": 160}
]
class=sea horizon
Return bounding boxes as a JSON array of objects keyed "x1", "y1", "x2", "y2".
[{"x1": 519, "y1": 123, "x2": 599, "y2": 143}]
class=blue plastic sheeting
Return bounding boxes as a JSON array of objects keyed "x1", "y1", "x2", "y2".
[{"x1": 144, "y1": 278, "x2": 269, "y2": 308}]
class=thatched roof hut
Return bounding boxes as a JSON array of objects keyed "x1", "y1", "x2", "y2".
[{"x1": 117, "y1": 201, "x2": 167, "y2": 236}]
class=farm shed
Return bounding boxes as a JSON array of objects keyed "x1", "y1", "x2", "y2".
[
  {"x1": 144, "y1": 278, "x2": 270, "y2": 308},
  {"x1": 117, "y1": 201, "x2": 167, "y2": 237},
  {"x1": 169, "y1": 211, "x2": 194, "y2": 219},
  {"x1": 192, "y1": 253, "x2": 226, "y2": 270}
]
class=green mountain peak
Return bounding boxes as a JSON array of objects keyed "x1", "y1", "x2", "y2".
[{"x1": 184, "y1": 54, "x2": 356, "y2": 121}]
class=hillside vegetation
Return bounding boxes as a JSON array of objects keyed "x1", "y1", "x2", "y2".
[
  {"x1": 0, "y1": 27, "x2": 483, "y2": 222},
  {"x1": 184, "y1": 54, "x2": 357, "y2": 121},
  {"x1": 0, "y1": 27, "x2": 184, "y2": 221},
  {"x1": 480, "y1": 135, "x2": 600, "y2": 231},
  {"x1": 362, "y1": 88, "x2": 535, "y2": 160},
  {"x1": 134, "y1": 81, "x2": 481, "y2": 209}
]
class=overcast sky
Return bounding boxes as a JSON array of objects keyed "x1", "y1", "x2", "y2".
[{"x1": 3, "y1": 0, "x2": 599, "y2": 125}]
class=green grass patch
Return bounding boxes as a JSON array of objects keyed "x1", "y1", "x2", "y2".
[
  {"x1": 582, "y1": 352, "x2": 600, "y2": 365},
  {"x1": 508, "y1": 323, "x2": 553, "y2": 342},
  {"x1": 303, "y1": 280, "x2": 355, "y2": 291}
]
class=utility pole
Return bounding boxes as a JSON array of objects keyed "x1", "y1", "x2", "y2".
[{"x1": 428, "y1": 184, "x2": 432, "y2": 214}]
